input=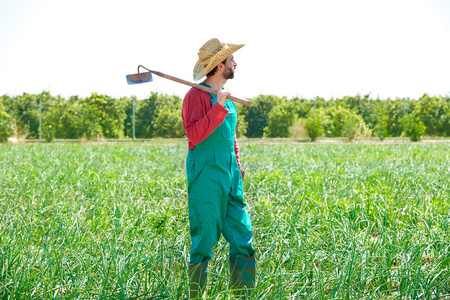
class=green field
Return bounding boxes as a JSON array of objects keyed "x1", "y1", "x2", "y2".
[{"x1": 1, "y1": 142, "x2": 450, "y2": 299}]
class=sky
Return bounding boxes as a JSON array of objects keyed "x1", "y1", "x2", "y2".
[{"x1": 1, "y1": 0, "x2": 450, "y2": 101}]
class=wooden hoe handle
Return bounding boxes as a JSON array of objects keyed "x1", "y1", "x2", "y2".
[{"x1": 138, "y1": 65, "x2": 252, "y2": 107}]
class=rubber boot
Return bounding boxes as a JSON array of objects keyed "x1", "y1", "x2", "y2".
[
  {"x1": 229, "y1": 256, "x2": 256, "y2": 298},
  {"x1": 189, "y1": 262, "x2": 208, "y2": 299}
]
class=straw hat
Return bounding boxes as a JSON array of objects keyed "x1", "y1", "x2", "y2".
[{"x1": 193, "y1": 38, "x2": 244, "y2": 81}]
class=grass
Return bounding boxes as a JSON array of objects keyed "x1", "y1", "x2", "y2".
[{"x1": 1, "y1": 142, "x2": 450, "y2": 299}]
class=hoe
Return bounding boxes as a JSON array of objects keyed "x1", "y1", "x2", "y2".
[{"x1": 126, "y1": 65, "x2": 252, "y2": 106}]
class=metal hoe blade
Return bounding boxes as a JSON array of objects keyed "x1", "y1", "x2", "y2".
[{"x1": 126, "y1": 72, "x2": 153, "y2": 85}]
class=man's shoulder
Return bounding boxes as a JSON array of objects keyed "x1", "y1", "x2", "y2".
[
  {"x1": 182, "y1": 86, "x2": 213, "y2": 117},
  {"x1": 185, "y1": 87, "x2": 211, "y2": 100}
]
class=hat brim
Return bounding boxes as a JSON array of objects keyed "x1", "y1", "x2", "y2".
[{"x1": 193, "y1": 43, "x2": 244, "y2": 81}]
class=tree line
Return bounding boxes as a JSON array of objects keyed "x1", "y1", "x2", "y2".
[{"x1": 1, "y1": 91, "x2": 449, "y2": 142}]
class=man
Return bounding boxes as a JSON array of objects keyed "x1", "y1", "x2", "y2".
[{"x1": 182, "y1": 38, "x2": 256, "y2": 298}]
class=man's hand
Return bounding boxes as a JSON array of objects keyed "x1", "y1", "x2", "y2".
[{"x1": 217, "y1": 90, "x2": 231, "y2": 107}]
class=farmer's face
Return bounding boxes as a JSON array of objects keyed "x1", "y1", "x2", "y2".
[{"x1": 222, "y1": 55, "x2": 237, "y2": 80}]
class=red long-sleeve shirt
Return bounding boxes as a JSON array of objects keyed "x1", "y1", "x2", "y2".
[{"x1": 182, "y1": 87, "x2": 245, "y2": 178}]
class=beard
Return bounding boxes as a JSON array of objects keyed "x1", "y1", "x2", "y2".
[{"x1": 222, "y1": 65, "x2": 235, "y2": 80}]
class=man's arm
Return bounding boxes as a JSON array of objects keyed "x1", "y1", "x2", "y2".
[{"x1": 182, "y1": 88, "x2": 228, "y2": 147}]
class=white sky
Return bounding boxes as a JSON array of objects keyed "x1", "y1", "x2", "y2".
[{"x1": 1, "y1": 0, "x2": 450, "y2": 101}]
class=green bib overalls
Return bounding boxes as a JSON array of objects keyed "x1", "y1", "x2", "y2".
[
  {"x1": 186, "y1": 84, "x2": 255, "y2": 264},
  {"x1": 186, "y1": 84, "x2": 256, "y2": 298}
]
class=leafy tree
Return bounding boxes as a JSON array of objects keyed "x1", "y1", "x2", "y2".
[
  {"x1": 3, "y1": 93, "x2": 39, "y2": 138},
  {"x1": 264, "y1": 100, "x2": 296, "y2": 138},
  {"x1": 2, "y1": 91, "x2": 59, "y2": 139},
  {"x1": 343, "y1": 94, "x2": 387, "y2": 132},
  {"x1": 400, "y1": 114, "x2": 427, "y2": 142},
  {"x1": 243, "y1": 95, "x2": 280, "y2": 138},
  {"x1": 413, "y1": 94, "x2": 449, "y2": 136},
  {"x1": 290, "y1": 97, "x2": 314, "y2": 119},
  {"x1": 374, "y1": 114, "x2": 389, "y2": 141},
  {"x1": 0, "y1": 98, "x2": 14, "y2": 142},
  {"x1": 440, "y1": 110, "x2": 450, "y2": 137},
  {"x1": 152, "y1": 94, "x2": 184, "y2": 138},
  {"x1": 324, "y1": 106, "x2": 366, "y2": 139},
  {"x1": 312, "y1": 97, "x2": 327, "y2": 110},
  {"x1": 68, "y1": 97, "x2": 103, "y2": 139},
  {"x1": 83, "y1": 93, "x2": 126, "y2": 139},
  {"x1": 236, "y1": 108, "x2": 248, "y2": 138},
  {"x1": 135, "y1": 92, "x2": 162, "y2": 138},
  {"x1": 3, "y1": 91, "x2": 450, "y2": 141},
  {"x1": 42, "y1": 93, "x2": 126, "y2": 140},
  {"x1": 122, "y1": 96, "x2": 136, "y2": 138},
  {"x1": 42, "y1": 96, "x2": 71, "y2": 141},
  {"x1": 369, "y1": 102, "x2": 390, "y2": 141},
  {"x1": 305, "y1": 108, "x2": 328, "y2": 141},
  {"x1": 384, "y1": 98, "x2": 412, "y2": 137}
]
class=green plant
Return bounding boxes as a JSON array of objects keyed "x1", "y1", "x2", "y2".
[
  {"x1": 152, "y1": 94, "x2": 184, "y2": 138},
  {"x1": 264, "y1": 101, "x2": 296, "y2": 138},
  {"x1": 400, "y1": 114, "x2": 427, "y2": 141},
  {"x1": 236, "y1": 109, "x2": 248, "y2": 138},
  {"x1": 305, "y1": 108, "x2": 327, "y2": 141},
  {"x1": 0, "y1": 101, "x2": 14, "y2": 142},
  {"x1": 242, "y1": 95, "x2": 281, "y2": 138},
  {"x1": 289, "y1": 118, "x2": 308, "y2": 139},
  {"x1": 1, "y1": 143, "x2": 450, "y2": 298},
  {"x1": 414, "y1": 94, "x2": 450, "y2": 136},
  {"x1": 324, "y1": 106, "x2": 367, "y2": 140},
  {"x1": 373, "y1": 113, "x2": 389, "y2": 141}
]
